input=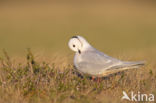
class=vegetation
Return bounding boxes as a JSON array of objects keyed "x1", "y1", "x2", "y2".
[{"x1": 0, "y1": 49, "x2": 155, "y2": 103}]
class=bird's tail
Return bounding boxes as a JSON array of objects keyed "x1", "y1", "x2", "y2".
[
  {"x1": 101, "y1": 61, "x2": 145, "y2": 76},
  {"x1": 121, "y1": 61, "x2": 145, "y2": 68}
]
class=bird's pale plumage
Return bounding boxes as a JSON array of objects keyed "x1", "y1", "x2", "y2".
[{"x1": 68, "y1": 35, "x2": 145, "y2": 77}]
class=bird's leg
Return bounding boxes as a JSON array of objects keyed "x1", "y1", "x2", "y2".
[
  {"x1": 97, "y1": 77, "x2": 101, "y2": 83},
  {"x1": 91, "y1": 76, "x2": 95, "y2": 81}
]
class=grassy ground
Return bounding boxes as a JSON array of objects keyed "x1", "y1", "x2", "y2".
[
  {"x1": 0, "y1": 49, "x2": 155, "y2": 103},
  {"x1": 0, "y1": 1, "x2": 156, "y2": 103}
]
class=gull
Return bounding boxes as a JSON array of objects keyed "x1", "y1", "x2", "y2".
[{"x1": 68, "y1": 35, "x2": 145, "y2": 77}]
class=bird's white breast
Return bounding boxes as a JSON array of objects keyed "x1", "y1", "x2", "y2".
[{"x1": 74, "y1": 53, "x2": 82, "y2": 68}]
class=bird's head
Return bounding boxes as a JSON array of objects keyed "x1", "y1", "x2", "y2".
[{"x1": 68, "y1": 36, "x2": 91, "y2": 54}]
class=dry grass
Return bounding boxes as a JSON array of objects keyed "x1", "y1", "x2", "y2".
[{"x1": 0, "y1": 49, "x2": 155, "y2": 103}]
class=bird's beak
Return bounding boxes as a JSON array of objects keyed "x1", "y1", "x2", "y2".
[{"x1": 78, "y1": 49, "x2": 81, "y2": 54}]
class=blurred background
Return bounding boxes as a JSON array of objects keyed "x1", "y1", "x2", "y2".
[{"x1": 0, "y1": 0, "x2": 156, "y2": 56}]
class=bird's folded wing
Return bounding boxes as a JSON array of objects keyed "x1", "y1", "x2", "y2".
[
  {"x1": 76, "y1": 61, "x2": 120, "y2": 76},
  {"x1": 81, "y1": 50, "x2": 120, "y2": 64}
]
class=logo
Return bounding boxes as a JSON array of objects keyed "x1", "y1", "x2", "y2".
[{"x1": 122, "y1": 91, "x2": 154, "y2": 102}]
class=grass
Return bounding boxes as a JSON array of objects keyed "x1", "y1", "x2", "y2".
[{"x1": 0, "y1": 49, "x2": 155, "y2": 103}]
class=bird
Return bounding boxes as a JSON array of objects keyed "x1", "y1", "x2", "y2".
[{"x1": 68, "y1": 35, "x2": 145, "y2": 77}]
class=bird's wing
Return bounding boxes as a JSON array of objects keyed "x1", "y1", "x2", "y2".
[
  {"x1": 77, "y1": 61, "x2": 119, "y2": 76},
  {"x1": 81, "y1": 50, "x2": 121, "y2": 65},
  {"x1": 75, "y1": 50, "x2": 122, "y2": 75},
  {"x1": 76, "y1": 50, "x2": 145, "y2": 76}
]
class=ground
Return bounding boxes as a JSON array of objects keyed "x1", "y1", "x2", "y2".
[{"x1": 0, "y1": 48, "x2": 155, "y2": 103}]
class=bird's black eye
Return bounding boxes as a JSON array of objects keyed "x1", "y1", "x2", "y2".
[{"x1": 73, "y1": 45, "x2": 75, "y2": 47}]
